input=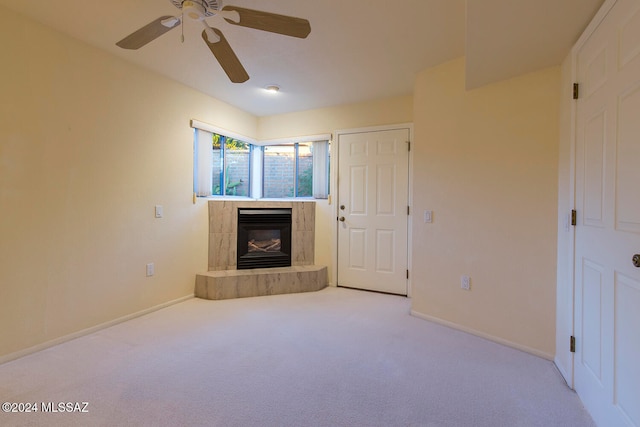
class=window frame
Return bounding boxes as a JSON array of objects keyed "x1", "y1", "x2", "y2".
[{"x1": 258, "y1": 136, "x2": 331, "y2": 200}]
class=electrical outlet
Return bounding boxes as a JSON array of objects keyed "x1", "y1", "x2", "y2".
[
  {"x1": 461, "y1": 275, "x2": 471, "y2": 290},
  {"x1": 146, "y1": 263, "x2": 155, "y2": 277}
]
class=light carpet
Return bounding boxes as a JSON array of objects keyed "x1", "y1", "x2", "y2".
[{"x1": 0, "y1": 287, "x2": 595, "y2": 427}]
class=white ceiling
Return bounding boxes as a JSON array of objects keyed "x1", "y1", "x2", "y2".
[{"x1": 0, "y1": 0, "x2": 603, "y2": 116}]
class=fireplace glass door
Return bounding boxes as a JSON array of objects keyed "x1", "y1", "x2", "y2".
[{"x1": 237, "y1": 208, "x2": 292, "y2": 269}]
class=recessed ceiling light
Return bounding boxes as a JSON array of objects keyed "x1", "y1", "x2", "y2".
[{"x1": 265, "y1": 84, "x2": 280, "y2": 93}]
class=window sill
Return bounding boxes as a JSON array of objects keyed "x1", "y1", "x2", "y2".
[{"x1": 199, "y1": 196, "x2": 316, "y2": 202}]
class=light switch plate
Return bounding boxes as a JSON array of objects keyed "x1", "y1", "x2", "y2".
[
  {"x1": 155, "y1": 205, "x2": 163, "y2": 218},
  {"x1": 424, "y1": 210, "x2": 433, "y2": 223}
]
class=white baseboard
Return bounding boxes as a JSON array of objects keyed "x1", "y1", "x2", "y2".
[
  {"x1": 410, "y1": 310, "x2": 554, "y2": 361},
  {"x1": 0, "y1": 294, "x2": 194, "y2": 365}
]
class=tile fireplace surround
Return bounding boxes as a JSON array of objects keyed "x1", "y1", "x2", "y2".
[{"x1": 195, "y1": 200, "x2": 327, "y2": 300}]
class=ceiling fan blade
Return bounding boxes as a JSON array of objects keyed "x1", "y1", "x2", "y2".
[
  {"x1": 221, "y1": 6, "x2": 311, "y2": 39},
  {"x1": 201, "y1": 28, "x2": 249, "y2": 83},
  {"x1": 116, "y1": 16, "x2": 180, "y2": 50}
]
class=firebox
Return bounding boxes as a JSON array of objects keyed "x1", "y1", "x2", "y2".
[{"x1": 236, "y1": 208, "x2": 292, "y2": 269}]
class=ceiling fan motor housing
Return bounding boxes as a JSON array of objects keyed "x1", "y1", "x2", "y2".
[{"x1": 170, "y1": 0, "x2": 220, "y2": 19}]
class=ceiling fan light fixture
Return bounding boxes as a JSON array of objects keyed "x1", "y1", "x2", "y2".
[
  {"x1": 182, "y1": 1, "x2": 207, "y2": 20},
  {"x1": 265, "y1": 84, "x2": 280, "y2": 93},
  {"x1": 170, "y1": 0, "x2": 219, "y2": 17}
]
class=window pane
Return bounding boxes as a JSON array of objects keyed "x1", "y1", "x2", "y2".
[
  {"x1": 296, "y1": 143, "x2": 313, "y2": 197},
  {"x1": 224, "y1": 137, "x2": 250, "y2": 196},
  {"x1": 212, "y1": 134, "x2": 223, "y2": 196},
  {"x1": 263, "y1": 145, "x2": 295, "y2": 198}
]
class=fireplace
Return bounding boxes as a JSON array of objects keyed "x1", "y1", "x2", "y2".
[{"x1": 237, "y1": 208, "x2": 292, "y2": 269}]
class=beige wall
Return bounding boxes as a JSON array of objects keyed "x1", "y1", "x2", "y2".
[
  {"x1": 258, "y1": 97, "x2": 414, "y2": 283},
  {"x1": 257, "y1": 96, "x2": 413, "y2": 141},
  {"x1": 410, "y1": 58, "x2": 560, "y2": 357},
  {"x1": 0, "y1": 8, "x2": 257, "y2": 359}
]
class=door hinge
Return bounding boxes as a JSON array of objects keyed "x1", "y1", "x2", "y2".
[
  {"x1": 570, "y1": 336, "x2": 576, "y2": 353},
  {"x1": 407, "y1": 206, "x2": 410, "y2": 215},
  {"x1": 406, "y1": 140, "x2": 411, "y2": 152},
  {"x1": 571, "y1": 210, "x2": 577, "y2": 226},
  {"x1": 573, "y1": 83, "x2": 579, "y2": 100},
  {"x1": 406, "y1": 270, "x2": 409, "y2": 279}
]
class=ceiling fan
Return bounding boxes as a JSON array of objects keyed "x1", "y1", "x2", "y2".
[{"x1": 116, "y1": 0, "x2": 311, "y2": 83}]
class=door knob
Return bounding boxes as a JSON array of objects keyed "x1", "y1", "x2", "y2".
[
  {"x1": 339, "y1": 216, "x2": 345, "y2": 222},
  {"x1": 633, "y1": 254, "x2": 640, "y2": 268}
]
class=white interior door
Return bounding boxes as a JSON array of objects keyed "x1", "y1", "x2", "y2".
[
  {"x1": 574, "y1": 1, "x2": 640, "y2": 426},
  {"x1": 337, "y1": 128, "x2": 409, "y2": 295}
]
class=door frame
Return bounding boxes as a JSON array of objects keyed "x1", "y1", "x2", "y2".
[
  {"x1": 331, "y1": 123, "x2": 414, "y2": 297},
  {"x1": 558, "y1": 0, "x2": 619, "y2": 389}
]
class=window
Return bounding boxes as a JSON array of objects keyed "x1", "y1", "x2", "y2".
[
  {"x1": 263, "y1": 143, "x2": 312, "y2": 198},
  {"x1": 212, "y1": 134, "x2": 250, "y2": 196},
  {"x1": 193, "y1": 126, "x2": 251, "y2": 197},
  {"x1": 192, "y1": 120, "x2": 329, "y2": 199}
]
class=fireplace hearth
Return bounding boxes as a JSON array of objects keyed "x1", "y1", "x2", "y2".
[{"x1": 237, "y1": 208, "x2": 292, "y2": 269}]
